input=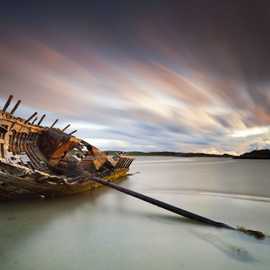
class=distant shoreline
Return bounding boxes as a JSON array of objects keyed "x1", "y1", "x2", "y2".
[
  {"x1": 106, "y1": 149, "x2": 270, "y2": 159},
  {"x1": 106, "y1": 151, "x2": 234, "y2": 158}
]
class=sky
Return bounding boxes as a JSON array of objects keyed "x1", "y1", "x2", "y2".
[{"x1": 1, "y1": 1, "x2": 270, "y2": 154}]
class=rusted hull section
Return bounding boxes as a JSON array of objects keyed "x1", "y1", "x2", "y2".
[
  {"x1": 0, "y1": 162, "x2": 129, "y2": 200},
  {"x1": 0, "y1": 95, "x2": 134, "y2": 201}
]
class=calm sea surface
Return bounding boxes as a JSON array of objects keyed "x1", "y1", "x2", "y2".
[{"x1": 1, "y1": 157, "x2": 270, "y2": 270}]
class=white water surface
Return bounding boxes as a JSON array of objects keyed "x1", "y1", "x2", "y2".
[{"x1": 0, "y1": 156, "x2": 270, "y2": 270}]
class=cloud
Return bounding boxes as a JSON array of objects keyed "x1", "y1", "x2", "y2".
[
  {"x1": 230, "y1": 126, "x2": 270, "y2": 138},
  {"x1": 1, "y1": 3, "x2": 270, "y2": 155}
]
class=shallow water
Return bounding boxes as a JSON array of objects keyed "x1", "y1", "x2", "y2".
[{"x1": 1, "y1": 157, "x2": 270, "y2": 270}]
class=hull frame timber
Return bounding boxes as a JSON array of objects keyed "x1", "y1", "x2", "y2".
[{"x1": 0, "y1": 95, "x2": 134, "y2": 201}]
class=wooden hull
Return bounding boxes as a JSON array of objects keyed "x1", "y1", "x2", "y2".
[
  {"x1": 0, "y1": 166, "x2": 129, "y2": 201},
  {"x1": 0, "y1": 95, "x2": 134, "y2": 201}
]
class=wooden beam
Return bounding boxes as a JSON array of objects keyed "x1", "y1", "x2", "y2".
[
  {"x1": 10, "y1": 100, "x2": 21, "y2": 115},
  {"x1": 50, "y1": 119, "x2": 58, "y2": 128},
  {"x1": 37, "y1": 114, "x2": 46, "y2": 126},
  {"x1": 91, "y1": 177, "x2": 266, "y2": 240},
  {"x1": 68, "y1": 130, "x2": 77, "y2": 136},
  {"x1": 62, "y1": 124, "x2": 71, "y2": 132},
  {"x1": 25, "y1": 112, "x2": 38, "y2": 124},
  {"x1": 2, "y1": 95, "x2": 13, "y2": 112},
  {"x1": 9, "y1": 122, "x2": 15, "y2": 131},
  {"x1": 31, "y1": 117, "x2": 38, "y2": 125}
]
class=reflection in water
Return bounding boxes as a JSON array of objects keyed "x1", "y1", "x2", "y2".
[
  {"x1": 0, "y1": 188, "x2": 108, "y2": 257},
  {"x1": 191, "y1": 230, "x2": 257, "y2": 263}
]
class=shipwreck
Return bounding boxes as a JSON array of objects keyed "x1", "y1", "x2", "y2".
[
  {"x1": 0, "y1": 95, "x2": 266, "y2": 240},
  {"x1": 0, "y1": 95, "x2": 133, "y2": 200}
]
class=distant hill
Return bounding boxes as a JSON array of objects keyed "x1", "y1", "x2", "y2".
[
  {"x1": 235, "y1": 149, "x2": 270, "y2": 159},
  {"x1": 105, "y1": 151, "x2": 234, "y2": 158},
  {"x1": 106, "y1": 149, "x2": 270, "y2": 159}
]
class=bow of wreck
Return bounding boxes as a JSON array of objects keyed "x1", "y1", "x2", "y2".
[{"x1": 0, "y1": 95, "x2": 134, "y2": 200}]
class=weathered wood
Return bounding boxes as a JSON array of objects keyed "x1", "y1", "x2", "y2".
[
  {"x1": 25, "y1": 112, "x2": 38, "y2": 123},
  {"x1": 62, "y1": 124, "x2": 71, "y2": 132},
  {"x1": 0, "y1": 95, "x2": 134, "y2": 201},
  {"x1": 91, "y1": 177, "x2": 266, "y2": 240},
  {"x1": 91, "y1": 176, "x2": 232, "y2": 229},
  {"x1": 10, "y1": 100, "x2": 21, "y2": 115},
  {"x1": 37, "y1": 114, "x2": 46, "y2": 125},
  {"x1": 50, "y1": 119, "x2": 58, "y2": 128},
  {"x1": 68, "y1": 130, "x2": 77, "y2": 136},
  {"x1": 0, "y1": 160, "x2": 132, "y2": 200},
  {"x1": 2, "y1": 95, "x2": 13, "y2": 112},
  {"x1": 31, "y1": 117, "x2": 38, "y2": 125}
]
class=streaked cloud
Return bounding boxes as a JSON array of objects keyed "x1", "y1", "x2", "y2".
[
  {"x1": 1, "y1": 1, "x2": 270, "y2": 154},
  {"x1": 231, "y1": 126, "x2": 270, "y2": 138}
]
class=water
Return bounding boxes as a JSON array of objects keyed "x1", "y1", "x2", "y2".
[{"x1": 1, "y1": 157, "x2": 270, "y2": 270}]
